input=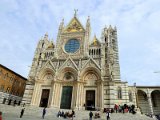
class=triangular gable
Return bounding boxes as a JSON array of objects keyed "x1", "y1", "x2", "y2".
[
  {"x1": 39, "y1": 60, "x2": 56, "y2": 73},
  {"x1": 58, "y1": 57, "x2": 78, "y2": 71},
  {"x1": 64, "y1": 17, "x2": 85, "y2": 33},
  {"x1": 82, "y1": 57, "x2": 101, "y2": 70},
  {"x1": 90, "y1": 35, "x2": 101, "y2": 46},
  {"x1": 90, "y1": 40, "x2": 101, "y2": 46}
]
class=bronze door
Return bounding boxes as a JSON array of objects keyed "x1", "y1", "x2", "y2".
[{"x1": 60, "y1": 86, "x2": 73, "y2": 109}]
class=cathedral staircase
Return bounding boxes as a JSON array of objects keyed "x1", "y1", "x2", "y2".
[{"x1": 0, "y1": 104, "x2": 155, "y2": 120}]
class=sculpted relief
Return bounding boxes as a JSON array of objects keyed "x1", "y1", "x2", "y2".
[
  {"x1": 43, "y1": 73, "x2": 54, "y2": 81},
  {"x1": 84, "y1": 72, "x2": 97, "y2": 86},
  {"x1": 63, "y1": 72, "x2": 75, "y2": 81}
]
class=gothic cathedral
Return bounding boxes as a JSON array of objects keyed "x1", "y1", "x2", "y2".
[{"x1": 22, "y1": 13, "x2": 133, "y2": 110}]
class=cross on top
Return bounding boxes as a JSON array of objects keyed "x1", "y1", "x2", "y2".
[{"x1": 74, "y1": 9, "x2": 78, "y2": 17}]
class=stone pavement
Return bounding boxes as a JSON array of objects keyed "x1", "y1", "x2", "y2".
[{"x1": 0, "y1": 104, "x2": 155, "y2": 120}]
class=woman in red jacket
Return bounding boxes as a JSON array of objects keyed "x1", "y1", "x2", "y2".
[{"x1": 0, "y1": 111, "x2": 2, "y2": 120}]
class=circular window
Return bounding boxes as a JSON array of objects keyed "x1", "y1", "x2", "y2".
[{"x1": 65, "y1": 39, "x2": 80, "y2": 53}]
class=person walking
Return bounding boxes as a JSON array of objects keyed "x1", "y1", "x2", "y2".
[
  {"x1": 20, "y1": 108, "x2": 25, "y2": 118},
  {"x1": 106, "y1": 110, "x2": 110, "y2": 120},
  {"x1": 42, "y1": 107, "x2": 46, "y2": 119},
  {"x1": 89, "y1": 111, "x2": 93, "y2": 120}
]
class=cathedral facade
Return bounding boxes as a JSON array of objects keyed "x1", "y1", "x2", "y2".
[{"x1": 22, "y1": 13, "x2": 160, "y2": 114}]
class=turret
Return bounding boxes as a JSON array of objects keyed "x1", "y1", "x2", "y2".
[
  {"x1": 55, "y1": 19, "x2": 64, "y2": 57},
  {"x1": 85, "y1": 16, "x2": 91, "y2": 56},
  {"x1": 28, "y1": 33, "x2": 50, "y2": 80}
]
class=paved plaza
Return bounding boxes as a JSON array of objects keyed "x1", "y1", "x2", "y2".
[{"x1": 0, "y1": 104, "x2": 155, "y2": 120}]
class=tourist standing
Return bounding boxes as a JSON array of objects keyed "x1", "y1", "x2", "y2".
[
  {"x1": 89, "y1": 111, "x2": 93, "y2": 120},
  {"x1": 20, "y1": 108, "x2": 25, "y2": 118},
  {"x1": 114, "y1": 104, "x2": 118, "y2": 113},
  {"x1": 42, "y1": 107, "x2": 46, "y2": 119}
]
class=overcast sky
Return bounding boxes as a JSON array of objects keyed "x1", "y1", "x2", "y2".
[{"x1": 0, "y1": 0, "x2": 160, "y2": 86}]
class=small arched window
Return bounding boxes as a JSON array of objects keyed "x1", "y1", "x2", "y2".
[
  {"x1": 105, "y1": 37, "x2": 107, "y2": 42},
  {"x1": 129, "y1": 91, "x2": 133, "y2": 102},
  {"x1": 117, "y1": 87, "x2": 122, "y2": 99},
  {"x1": 6, "y1": 87, "x2": 10, "y2": 93},
  {"x1": 42, "y1": 42, "x2": 44, "y2": 48}
]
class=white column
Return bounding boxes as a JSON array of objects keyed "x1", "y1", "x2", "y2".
[
  {"x1": 76, "y1": 83, "x2": 80, "y2": 108},
  {"x1": 31, "y1": 83, "x2": 38, "y2": 105},
  {"x1": 101, "y1": 82, "x2": 104, "y2": 109},
  {"x1": 80, "y1": 84, "x2": 84, "y2": 107},
  {"x1": 50, "y1": 83, "x2": 56, "y2": 107},
  {"x1": 56, "y1": 83, "x2": 60, "y2": 107},
  {"x1": 147, "y1": 89, "x2": 153, "y2": 115},
  {"x1": 58, "y1": 84, "x2": 62, "y2": 108},
  {"x1": 54, "y1": 83, "x2": 58, "y2": 107},
  {"x1": 36, "y1": 83, "x2": 41, "y2": 106}
]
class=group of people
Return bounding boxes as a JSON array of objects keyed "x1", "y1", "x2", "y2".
[
  {"x1": 89, "y1": 111, "x2": 100, "y2": 119},
  {"x1": 114, "y1": 104, "x2": 136, "y2": 114},
  {"x1": 57, "y1": 110, "x2": 75, "y2": 119}
]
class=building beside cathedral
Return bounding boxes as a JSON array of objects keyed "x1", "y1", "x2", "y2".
[
  {"x1": 22, "y1": 13, "x2": 160, "y2": 115},
  {"x1": 0, "y1": 64, "x2": 26, "y2": 105}
]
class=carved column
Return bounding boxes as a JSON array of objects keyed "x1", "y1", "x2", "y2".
[
  {"x1": 50, "y1": 82, "x2": 56, "y2": 107},
  {"x1": 100, "y1": 81, "x2": 104, "y2": 109},
  {"x1": 75, "y1": 83, "x2": 80, "y2": 109},
  {"x1": 31, "y1": 82, "x2": 40, "y2": 106},
  {"x1": 147, "y1": 89, "x2": 153, "y2": 115},
  {"x1": 50, "y1": 82, "x2": 61, "y2": 108}
]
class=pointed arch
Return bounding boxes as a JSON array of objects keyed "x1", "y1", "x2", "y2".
[
  {"x1": 80, "y1": 66, "x2": 101, "y2": 82},
  {"x1": 57, "y1": 67, "x2": 78, "y2": 81},
  {"x1": 38, "y1": 68, "x2": 55, "y2": 80},
  {"x1": 128, "y1": 90, "x2": 133, "y2": 102},
  {"x1": 117, "y1": 86, "x2": 122, "y2": 99}
]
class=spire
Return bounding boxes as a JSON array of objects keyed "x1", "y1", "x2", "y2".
[
  {"x1": 74, "y1": 9, "x2": 78, "y2": 17},
  {"x1": 109, "y1": 25, "x2": 112, "y2": 30},
  {"x1": 87, "y1": 16, "x2": 90, "y2": 24},
  {"x1": 44, "y1": 32, "x2": 48, "y2": 40},
  {"x1": 86, "y1": 16, "x2": 90, "y2": 30},
  {"x1": 59, "y1": 18, "x2": 64, "y2": 30},
  {"x1": 114, "y1": 26, "x2": 117, "y2": 30}
]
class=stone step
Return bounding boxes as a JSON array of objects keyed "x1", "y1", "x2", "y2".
[{"x1": 0, "y1": 104, "x2": 155, "y2": 120}]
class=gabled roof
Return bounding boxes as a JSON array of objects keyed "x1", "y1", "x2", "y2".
[
  {"x1": 64, "y1": 16, "x2": 85, "y2": 33},
  {"x1": 0, "y1": 64, "x2": 27, "y2": 80}
]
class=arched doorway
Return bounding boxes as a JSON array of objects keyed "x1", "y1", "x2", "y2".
[
  {"x1": 81, "y1": 68, "x2": 101, "y2": 110},
  {"x1": 39, "y1": 89, "x2": 50, "y2": 107},
  {"x1": 58, "y1": 67, "x2": 77, "y2": 109},
  {"x1": 137, "y1": 90, "x2": 150, "y2": 114},
  {"x1": 38, "y1": 69, "x2": 54, "y2": 107},
  {"x1": 151, "y1": 90, "x2": 160, "y2": 115}
]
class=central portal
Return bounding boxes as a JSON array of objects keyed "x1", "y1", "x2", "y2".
[
  {"x1": 39, "y1": 89, "x2": 50, "y2": 107},
  {"x1": 86, "y1": 90, "x2": 95, "y2": 110},
  {"x1": 60, "y1": 86, "x2": 73, "y2": 109}
]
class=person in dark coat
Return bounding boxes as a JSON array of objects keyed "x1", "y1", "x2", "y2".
[
  {"x1": 42, "y1": 107, "x2": 46, "y2": 119},
  {"x1": 106, "y1": 110, "x2": 110, "y2": 120},
  {"x1": 89, "y1": 111, "x2": 93, "y2": 120},
  {"x1": 20, "y1": 108, "x2": 25, "y2": 118}
]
